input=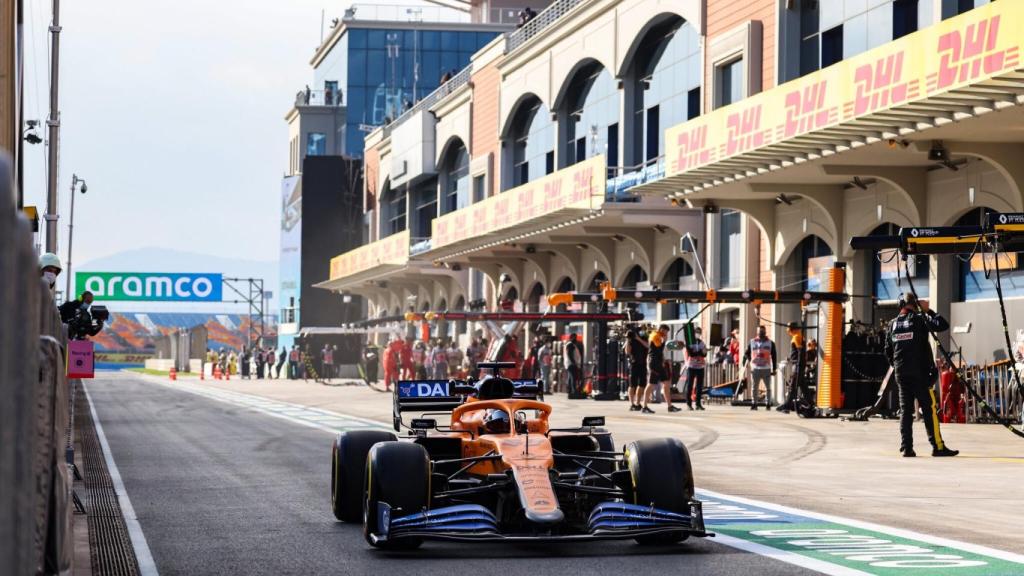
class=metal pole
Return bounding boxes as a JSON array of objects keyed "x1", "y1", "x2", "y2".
[
  {"x1": 64, "y1": 175, "x2": 75, "y2": 296},
  {"x1": 44, "y1": 0, "x2": 61, "y2": 252}
]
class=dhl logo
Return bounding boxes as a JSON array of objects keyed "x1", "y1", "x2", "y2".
[
  {"x1": 726, "y1": 106, "x2": 765, "y2": 157},
  {"x1": 672, "y1": 125, "x2": 711, "y2": 173},
  {"x1": 543, "y1": 178, "x2": 563, "y2": 212},
  {"x1": 851, "y1": 53, "x2": 913, "y2": 117},
  {"x1": 517, "y1": 188, "x2": 535, "y2": 219},
  {"x1": 933, "y1": 14, "x2": 1018, "y2": 91},
  {"x1": 783, "y1": 80, "x2": 832, "y2": 138},
  {"x1": 572, "y1": 167, "x2": 594, "y2": 203}
]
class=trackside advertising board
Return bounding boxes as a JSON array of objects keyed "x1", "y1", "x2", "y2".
[{"x1": 75, "y1": 272, "x2": 223, "y2": 302}]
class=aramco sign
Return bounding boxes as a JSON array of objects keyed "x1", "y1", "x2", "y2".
[{"x1": 74, "y1": 272, "x2": 223, "y2": 302}]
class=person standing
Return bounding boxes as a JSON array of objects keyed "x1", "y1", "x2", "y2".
[
  {"x1": 255, "y1": 347, "x2": 266, "y2": 379},
  {"x1": 563, "y1": 333, "x2": 583, "y2": 395},
  {"x1": 466, "y1": 339, "x2": 482, "y2": 379},
  {"x1": 727, "y1": 329, "x2": 740, "y2": 364},
  {"x1": 400, "y1": 337, "x2": 414, "y2": 380},
  {"x1": 288, "y1": 345, "x2": 300, "y2": 380},
  {"x1": 537, "y1": 337, "x2": 553, "y2": 393},
  {"x1": 241, "y1": 347, "x2": 251, "y2": 380},
  {"x1": 683, "y1": 326, "x2": 708, "y2": 410},
  {"x1": 430, "y1": 339, "x2": 449, "y2": 380},
  {"x1": 743, "y1": 325, "x2": 777, "y2": 410},
  {"x1": 645, "y1": 325, "x2": 680, "y2": 413},
  {"x1": 383, "y1": 338, "x2": 400, "y2": 390},
  {"x1": 446, "y1": 340, "x2": 464, "y2": 379},
  {"x1": 624, "y1": 329, "x2": 649, "y2": 411},
  {"x1": 273, "y1": 346, "x2": 284, "y2": 379},
  {"x1": 884, "y1": 293, "x2": 958, "y2": 457}
]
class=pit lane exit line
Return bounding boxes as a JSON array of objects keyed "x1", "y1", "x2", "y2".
[{"x1": 133, "y1": 375, "x2": 1024, "y2": 574}]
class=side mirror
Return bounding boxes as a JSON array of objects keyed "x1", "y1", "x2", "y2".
[
  {"x1": 581, "y1": 416, "x2": 605, "y2": 427},
  {"x1": 410, "y1": 418, "x2": 437, "y2": 430}
]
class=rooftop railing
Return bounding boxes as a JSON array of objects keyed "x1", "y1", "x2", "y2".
[
  {"x1": 294, "y1": 89, "x2": 344, "y2": 108},
  {"x1": 505, "y1": 0, "x2": 587, "y2": 52},
  {"x1": 342, "y1": 4, "x2": 471, "y2": 24},
  {"x1": 382, "y1": 64, "x2": 473, "y2": 137},
  {"x1": 605, "y1": 157, "x2": 665, "y2": 201}
]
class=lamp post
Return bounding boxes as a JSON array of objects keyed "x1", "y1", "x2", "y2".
[{"x1": 65, "y1": 174, "x2": 87, "y2": 298}]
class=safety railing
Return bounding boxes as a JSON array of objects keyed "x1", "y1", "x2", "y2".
[
  {"x1": 505, "y1": 0, "x2": 587, "y2": 53},
  {"x1": 0, "y1": 155, "x2": 73, "y2": 574},
  {"x1": 342, "y1": 3, "x2": 471, "y2": 24},
  {"x1": 703, "y1": 362, "x2": 741, "y2": 403},
  {"x1": 294, "y1": 88, "x2": 344, "y2": 108},
  {"x1": 382, "y1": 65, "x2": 473, "y2": 138},
  {"x1": 962, "y1": 361, "x2": 1023, "y2": 424},
  {"x1": 605, "y1": 157, "x2": 665, "y2": 202},
  {"x1": 410, "y1": 236, "x2": 434, "y2": 256}
]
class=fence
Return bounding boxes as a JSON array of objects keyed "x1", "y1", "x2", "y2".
[
  {"x1": 962, "y1": 361, "x2": 1023, "y2": 424},
  {"x1": 505, "y1": 0, "x2": 587, "y2": 52},
  {"x1": 0, "y1": 154, "x2": 73, "y2": 574}
]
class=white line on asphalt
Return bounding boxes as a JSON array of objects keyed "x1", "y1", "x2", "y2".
[
  {"x1": 698, "y1": 488, "x2": 1024, "y2": 564},
  {"x1": 710, "y1": 533, "x2": 874, "y2": 576},
  {"x1": 83, "y1": 382, "x2": 160, "y2": 576}
]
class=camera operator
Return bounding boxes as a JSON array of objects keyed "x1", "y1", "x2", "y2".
[{"x1": 59, "y1": 290, "x2": 107, "y2": 340}]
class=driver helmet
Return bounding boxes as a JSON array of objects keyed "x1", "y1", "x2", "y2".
[{"x1": 482, "y1": 409, "x2": 511, "y2": 434}]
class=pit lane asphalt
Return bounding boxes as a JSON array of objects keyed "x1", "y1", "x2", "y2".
[{"x1": 86, "y1": 373, "x2": 820, "y2": 576}]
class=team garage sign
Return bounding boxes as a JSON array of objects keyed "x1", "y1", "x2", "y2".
[{"x1": 75, "y1": 272, "x2": 223, "y2": 302}]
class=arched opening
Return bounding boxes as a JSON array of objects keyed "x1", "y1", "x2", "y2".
[
  {"x1": 380, "y1": 179, "x2": 406, "y2": 237},
  {"x1": 623, "y1": 15, "x2": 702, "y2": 167},
  {"x1": 955, "y1": 208, "x2": 1024, "y2": 301},
  {"x1": 526, "y1": 282, "x2": 546, "y2": 313},
  {"x1": 420, "y1": 300, "x2": 431, "y2": 312},
  {"x1": 560, "y1": 61, "x2": 618, "y2": 171},
  {"x1": 439, "y1": 139, "x2": 470, "y2": 214},
  {"x1": 777, "y1": 235, "x2": 835, "y2": 336},
  {"x1": 660, "y1": 257, "x2": 699, "y2": 321},
  {"x1": 436, "y1": 298, "x2": 449, "y2": 340},
  {"x1": 502, "y1": 286, "x2": 519, "y2": 307},
  {"x1": 587, "y1": 271, "x2": 609, "y2": 292},
  {"x1": 621, "y1": 265, "x2": 654, "y2": 320},
  {"x1": 504, "y1": 95, "x2": 555, "y2": 190}
]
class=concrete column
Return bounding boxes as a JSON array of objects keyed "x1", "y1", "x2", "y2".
[
  {"x1": 930, "y1": 254, "x2": 954, "y2": 352},
  {"x1": 741, "y1": 214, "x2": 760, "y2": 345}
]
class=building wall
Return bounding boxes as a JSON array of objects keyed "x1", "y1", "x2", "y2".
[
  {"x1": 705, "y1": 0, "x2": 775, "y2": 92},
  {"x1": 470, "y1": 62, "x2": 501, "y2": 197}
]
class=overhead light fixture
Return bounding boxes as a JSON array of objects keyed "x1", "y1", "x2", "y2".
[
  {"x1": 968, "y1": 186, "x2": 976, "y2": 205},
  {"x1": 927, "y1": 141, "x2": 949, "y2": 163},
  {"x1": 775, "y1": 193, "x2": 794, "y2": 205},
  {"x1": 576, "y1": 243, "x2": 588, "y2": 250},
  {"x1": 525, "y1": 245, "x2": 536, "y2": 253},
  {"x1": 612, "y1": 234, "x2": 625, "y2": 242},
  {"x1": 852, "y1": 177, "x2": 869, "y2": 190}
]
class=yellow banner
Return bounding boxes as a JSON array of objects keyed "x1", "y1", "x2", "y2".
[
  {"x1": 432, "y1": 155, "x2": 607, "y2": 251},
  {"x1": 329, "y1": 229, "x2": 410, "y2": 281},
  {"x1": 665, "y1": 2, "x2": 1023, "y2": 179}
]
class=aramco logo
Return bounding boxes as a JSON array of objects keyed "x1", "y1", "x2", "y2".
[{"x1": 75, "y1": 272, "x2": 223, "y2": 302}]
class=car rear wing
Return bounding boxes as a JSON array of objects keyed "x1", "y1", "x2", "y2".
[{"x1": 391, "y1": 378, "x2": 543, "y2": 431}]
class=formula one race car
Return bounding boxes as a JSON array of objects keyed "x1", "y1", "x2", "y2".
[{"x1": 330, "y1": 362, "x2": 709, "y2": 548}]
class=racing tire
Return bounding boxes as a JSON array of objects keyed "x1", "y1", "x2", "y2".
[
  {"x1": 331, "y1": 430, "x2": 396, "y2": 522},
  {"x1": 363, "y1": 441, "x2": 430, "y2": 549},
  {"x1": 625, "y1": 438, "x2": 694, "y2": 545}
]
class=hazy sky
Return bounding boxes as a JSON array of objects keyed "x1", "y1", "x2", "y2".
[{"x1": 21, "y1": 0, "x2": 423, "y2": 266}]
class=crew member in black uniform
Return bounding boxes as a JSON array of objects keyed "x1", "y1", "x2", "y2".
[{"x1": 883, "y1": 292, "x2": 958, "y2": 457}]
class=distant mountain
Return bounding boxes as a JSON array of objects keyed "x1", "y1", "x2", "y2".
[{"x1": 75, "y1": 247, "x2": 280, "y2": 308}]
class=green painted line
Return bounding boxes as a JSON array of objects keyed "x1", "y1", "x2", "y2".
[{"x1": 700, "y1": 489, "x2": 1024, "y2": 575}]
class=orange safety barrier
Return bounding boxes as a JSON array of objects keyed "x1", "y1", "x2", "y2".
[{"x1": 169, "y1": 366, "x2": 177, "y2": 381}]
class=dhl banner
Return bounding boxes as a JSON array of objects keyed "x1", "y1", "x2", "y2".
[
  {"x1": 432, "y1": 155, "x2": 607, "y2": 251},
  {"x1": 665, "y1": 2, "x2": 1022, "y2": 179},
  {"x1": 330, "y1": 229, "x2": 410, "y2": 281}
]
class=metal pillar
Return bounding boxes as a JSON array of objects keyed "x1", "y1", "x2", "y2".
[
  {"x1": 44, "y1": 0, "x2": 61, "y2": 252},
  {"x1": 223, "y1": 277, "x2": 266, "y2": 349}
]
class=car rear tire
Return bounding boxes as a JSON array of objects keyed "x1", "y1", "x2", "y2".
[
  {"x1": 363, "y1": 441, "x2": 430, "y2": 549},
  {"x1": 625, "y1": 438, "x2": 694, "y2": 545},
  {"x1": 331, "y1": 430, "x2": 396, "y2": 522}
]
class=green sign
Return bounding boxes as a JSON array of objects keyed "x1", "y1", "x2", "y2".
[{"x1": 74, "y1": 272, "x2": 223, "y2": 302}]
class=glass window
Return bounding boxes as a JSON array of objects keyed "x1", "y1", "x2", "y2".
[
  {"x1": 443, "y1": 144, "x2": 470, "y2": 214},
  {"x1": 957, "y1": 208, "x2": 1024, "y2": 301},
  {"x1": 788, "y1": 0, "x2": 919, "y2": 81},
  {"x1": 383, "y1": 185, "x2": 406, "y2": 237},
  {"x1": 422, "y1": 31, "x2": 440, "y2": 50},
  {"x1": 368, "y1": 30, "x2": 386, "y2": 48},
  {"x1": 511, "y1": 100, "x2": 554, "y2": 188},
  {"x1": 459, "y1": 32, "x2": 477, "y2": 52},
  {"x1": 349, "y1": 29, "x2": 367, "y2": 49},
  {"x1": 942, "y1": 0, "x2": 990, "y2": 19},
  {"x1": 564, "y1": 66, "x2": 618, "y2": 168},
  {"x1": 799, "y1": 236, "x2": 835, "y2": 291},
  {"x1": 870, "y1": 223, "x2": 930, "y2": 301},
  {"x1": 719, "y1": 210, "x2": 743, "y2": 288},
  {"x1": 349, "y1": 51, "x2": 368, "y2": 87},
  {"x1": 473, "y1": 175, "x2": 485, "y2": 202},
  {"x1": 632, "y1": 19, "x2": 702, "y2": 163},
  {"x1": 661, "y1": 258, "x2": 699, "y2": 320},
  {"x1": 306, "y1": 132, "x2": 326, "y2": 156},
  {"x1": 717, "y1": 58, "x2": 744, "y2": 108},
  {"x1": 441, "y1": 31, "x2": 458, "y2": 51}
]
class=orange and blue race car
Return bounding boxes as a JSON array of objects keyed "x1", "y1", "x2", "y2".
[{"x1": 330, "y1": 362, "x2": 710, "y2": 548}]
